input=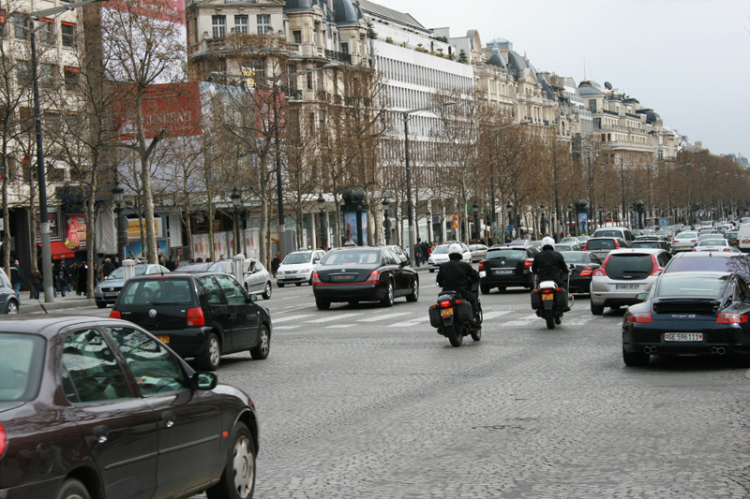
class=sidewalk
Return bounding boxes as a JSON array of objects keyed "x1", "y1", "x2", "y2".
[{"x1": 19, "y1": 294, "x2": 97, "y2": 315}]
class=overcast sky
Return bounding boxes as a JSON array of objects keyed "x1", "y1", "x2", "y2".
[{"x1": 373, "y1": 0, "x2": 750, "y2": 160}]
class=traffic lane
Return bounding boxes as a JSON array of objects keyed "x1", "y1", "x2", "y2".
[{"x1": 211, "y1": 293, "x2": 750, "y2": 498}]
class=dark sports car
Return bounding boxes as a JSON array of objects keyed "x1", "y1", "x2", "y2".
[
  {"x1": 312, "y1": 246, "x2": 419, "y2": 309},
  {"x1": 622, "y1": 271, "x2": 750, "y2": 366},
  {"x1": 559, "y1": 251, "x2": 602, "y2": 294}
]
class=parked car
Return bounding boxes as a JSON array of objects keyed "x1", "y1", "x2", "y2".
[
  {"x1": 0, "y1": 316, "x2": 259, "y2": 499},
  {"x1": 111, "y1": 273, "x2": 271, "y2": 370},
  {"x1": 276, "y1": 249, "x2": 326, "y2": 287},
  {"x1": 94, "y1": 264, "x2": 170, "y2": 308},
  {"x1": 312, "y1": 246, "x2": 418, "y2": 309},
  {"x1": 591, "y1": 227, "x2": 635, "y2": 244},
  {"x1": 559, "y1": 251, "x2": 603, "y2": 294},
  {"x1": 590, "y1": 248, "x2": 671, "y2": 315},
  {"x1": 427, "y1": 242, "x2": 471, "y2": 272},
  {"x1": 468, "y1": 243, "x2": 488, "y2": 263},
  {"x1": 622, "y1": 271, "x2": 750, "y2": 366},
  {"x1": 478, "y1": 244, "x2": 540, "y2": 293},
  {"x1": 671, "y1": 231, "x2": 700, "y2": 252},
  {"x1": 662, "y1": 251, "x2": 750, "y2": 281},
  {"x1": 0, "y1": 268, "x2": 18, "y2": 314},
  {"x1": 208, "y1": 258, "x2": 273, "y2": 299},
  {"x1": 582, "y1": 237, "x2": 629, "y2": 261}
]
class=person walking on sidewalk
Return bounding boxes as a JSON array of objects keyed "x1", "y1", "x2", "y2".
[
  {"x1": 10, "y1": 259, "x2": 24, "y2": 301},
  {"x1": 30, "y1": 267, "x2": 41, "y2": 299},
  {"x1": 55, "y1": 262, "x2": 69, "y2": 297}
]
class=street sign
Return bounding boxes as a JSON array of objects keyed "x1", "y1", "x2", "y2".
[{"x1": 507, "y1": 225, "x2": 513, "y2": 231}]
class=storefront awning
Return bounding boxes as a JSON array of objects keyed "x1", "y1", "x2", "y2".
[{"x1": 38, "y1": 241, "x2": 76, "y2": 260}]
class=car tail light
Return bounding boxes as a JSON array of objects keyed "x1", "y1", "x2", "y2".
[
  {"x1": 439, "y1": 300, "x2": 452, "y2": 308},
  {"x1": 649, "y1": 255, "x2": 662, "y2": 276},
  {"x1": 614, "y1": 239, "x2": 620, "y2": 249},
  {"x1": 583, "y1": 242, "x2": 589, "y2": 251},
  {"x1": 717, "y1": 312, "x2": 747, "y2": 324},
  {"x1": 478, "y1": 261, "x2": 484, "y2": 271},
  {"x1": 692, "y1": 248, "x2": 697, "y2": 252},
  {"x1": 592, "y1": 268, "x2": 606, "y2": 277},
  {"x1": 364, "y1": 270, "x2": 380, "y2": 284},
  {"x1": 723, "y1": 248, "x2": 732, "y2": 252},
  {"x1": 312, "y1": 272, "x2": 322, "y2": 285},
  {"x1": 187, "y1": 307, "x2": 206, "y2": 327},
  {"x1": 109, "y1": 309, "x2": 121, "y2": 319},
  {"x1": 579, "y1": 266, "x2": 593, "y2": 277},
  {"x1": 524, "y1": 258, "x2": 533, "y2": 269},
  {"x1": 673, "y1": 240, "x2": 679, "y2": 244},
  {"x1": 629, "y1": 312, "x2": 652, "y2": 323},
  {"x1": 0, "y1": 421, "x2": 6, "y2": 457},
  {"x1": 691, "y1": 239, "x2": 697, "y2": 243}
]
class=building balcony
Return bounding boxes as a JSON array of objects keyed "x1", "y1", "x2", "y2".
[{"x1": 324, "y1": 49, "x2": 351, "y2": 64}]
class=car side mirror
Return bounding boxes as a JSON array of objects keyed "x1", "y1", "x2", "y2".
[
  {"x1": 193, "y1": 372, "x2": 217, "y2": 390},
  {"x1": 247, "y1": 294, "x2": 257, "y2": 303},
  {"x1": 635, "y1": 292, "x2": 649, "y2": 302}
]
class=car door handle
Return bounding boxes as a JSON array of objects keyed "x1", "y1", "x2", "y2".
[
  {"x1": 92, "y1": 425, "x2": 110, "y2": 444},
  {"x1": 161, "y1": 411, "x2": 176, "y2": 428},
  {"x1": 229, "y1": 313, "x2": 237, "y2": 320}
]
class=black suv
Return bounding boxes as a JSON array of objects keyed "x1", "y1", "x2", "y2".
[
  {"x1": 111, "y1": 272, "x2": 271, "y2": 370},
  {"x1": 478, "y1": 244, "x2": 540, "y2": 293}
]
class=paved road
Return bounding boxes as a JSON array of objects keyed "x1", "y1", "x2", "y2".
[{"x1": 47, "y1": 279, "x2": 750, "y2": 498}]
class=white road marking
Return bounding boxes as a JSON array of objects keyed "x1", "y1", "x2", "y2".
[
  {"x1": 308, "y1": 313, "x2": 361, "y2": 323},
  {"x1": 273, "y1": 314, "x2": 315, "y2": 323},
  {"x1": 482, "y1": 311, "x2": 513, "y2": 320},
  {"x1": 357, "y1": 312, "x2": 411, "y2": 322},
  {"x1": 389, "y1": 317, "x2": 430, "y2": 328},
  {"x1": 274, "y1": 325, "x2": 302, "y2": 330},
  {"x1": 504, "y1": 313, "x2": 540, "y2": 327}
]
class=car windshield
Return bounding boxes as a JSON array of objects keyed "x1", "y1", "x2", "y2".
[
  {"x1": 666, "y1": 257, "x2": 748, "y2": 276},
  {"x1": 698, "y1": 240, "x2": 726, "y2": 246},
  {"x1": 486, "y1": 249, "x2": 526, "y2": 260},
  {"x1": 0, "y1": 333, "x2": 45, "y2": 401},
  {"x1": 432, "y1": 246, "x2": 449, "y2": 254},
  {"x1": 119, "y1": 278, "x2": 194, "y2": 305},
  {"x1": 282, "y1": 252, "x2": 313, "y2": 265},
  {"x1": 321, "y1": 250, "x2": 380, "y2": 266},
  {"x1": 107, "y1": 265, "x2": 148, "y2": 280},
  {"x1": 560, "y1": 252, "x2": 588, "y2": 263},
  {"x1": 676, "y1": 232, "x2": 697, "y2": 239},
  {"x1": 657, "y1": 274, "x2": 726, "y2": 298},
  {"x1": 587, "y1": 239, "x2": 616, "y2": 250}
]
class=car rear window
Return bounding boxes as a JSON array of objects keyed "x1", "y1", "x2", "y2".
[
  {"x1": 432, "y1": 246, "x2": 449, "y2": 254},
  {"x1": 587, "y1": 239, "x2": 615, "y2": 250},
  {"x1": 560, "y1": 252, "x2": 587, "y2": 263},
  {"x1": 605, "y1": 254, "x2": 654, "y2": 279},
  {"x1": 0, "y1": 333, "x2": 45, "y2": 401},
  {"x1": 657, "y1": 275, "x2": 726, "y2": 298},
  {"x1": 593, "y1": 230, "x2": 623, "y2": 238},
  {"x1": 321, "y1": 250, "x2": 380, "y2": 265},
  {"x1": 666, "y1": 257, "x2": 748, "y2": 276},
  {"x1": 631, "y1": 242, "x2": 660, "y2": 248},
  {"x1": 119, "y1": 278, "x2": 194, "y2": 306},
  {"x1": 698, "y1": 239, "x2": 726, "y2": 246},
  {"x1": 486, "y1": 249, "x2": 526, "y2": 260},
  {"x1": 676, "y1": 232, "x2": 697, "y2": 239}
]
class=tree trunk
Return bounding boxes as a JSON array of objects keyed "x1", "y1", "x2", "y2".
[{"x1": 135, "y1": 94, "x2": 158, "y2": 264}]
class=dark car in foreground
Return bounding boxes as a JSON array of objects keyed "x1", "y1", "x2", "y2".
[
  {"x1": 478, "y1": 244, "x2": 540, "y2": 293},
  {"x1": 559, "y1": 251, "x2": 602, "y2": 294},
  {"x1": 622, "y1": 272, "x2": 750, "y2": 366},
  {"x1": 0, "y1": 316, "x2": 258, "y2": 499},
  {"x1": 312, "y1": 246, "x2": 419, "y2": 309},
  {"x1": 111, "y1": 272, "x2": 271, "y2": 370}
]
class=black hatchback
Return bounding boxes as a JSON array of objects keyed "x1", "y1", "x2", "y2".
[
  {"x1": 478, "y1": 245, "x2": 540, "y2": 293},
  {"x1": 111, "y1": 272, "x2": 271, "y2": 370}
]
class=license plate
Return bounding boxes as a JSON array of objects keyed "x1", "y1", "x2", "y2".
[
  {"x1": 494, "y1": 269, "x2": 513, "y2": 275},
  {"x1": 616, "y1": 284, "x2": 640, "y2": 290},
  {"x1": 542, "y1": 294, "x2": 554, "y2": 301},
  {"x1": 104, "y1": 292, "x2": 119, "y2": 297},
  {"x1": 157, "y1": 335, "x2": 170, "y2": 344},
  {"x1": 664, "y1": 332, "x2": 703, "y2": 342},
  {"x1": 440, "y1": 307, "x2": 453, "y2": 318},
  {"x1": 331, "y1": 274, "x2": 356, "y2": 282}
]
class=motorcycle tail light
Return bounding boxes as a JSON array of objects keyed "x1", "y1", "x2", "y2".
[
  {"x1": 312, "y1": 272, "x2": 322, "y2": 285},
  {"x1": 579, "y1": 266, "x2": 593, "y2": 277},
  {"x1": 455, "y1": 299, "x2": 463, "y2": 305},
  {"x1": 629, "y1": 312, "x2": 652, "y2": 323},
  {"x1": 109, "y1": 309, "x2": 121, "y2": 319},
  {"x1": 717, "y1": 312, "x2": 747, "y2": 324},
  {"x1": 541, "y1": 289, "x2": 554, "y2": 294},
  {"x1": 364, "y1": 270, "x2": 380, "y2": 284},
  {"x1": 478, "y1": 261, "x2": 484, "y2": 271},
  {"x1": 439, "y1": 300, "x2": 452, "y2": 308},
  {"x1": 187, "y1": 307, "x2": 206, "y2": 327}
]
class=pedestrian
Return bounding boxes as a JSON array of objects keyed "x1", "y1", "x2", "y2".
[
  {"x1": 101, "y1": 258, "x2": 116, "y2": 281},
  {"x1": 30, "y1": 266, "x2": 41, "y2": 299},
  {"x1": 271, "y1": 253, "x2": 280, "y2": 277},
  {"x1": 10, "y1": 259, "x2": 24, "y2": 301},
  {"x1": 77, "y1": 262, "x2": 88, "y2": 296},
  {"x1": 67, "y1": 262, "x2": 78, "y2": 294},
  {"x1": 56, "y1": 262, "x2": 69, "y2": 297},
  {"x1": 165, "y1": 256, "x2": 177, "y2": 271}
]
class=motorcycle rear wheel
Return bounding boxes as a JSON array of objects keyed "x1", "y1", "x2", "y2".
[
  {"x1": 445, "y1": 324, "x2": 464, "y2": 347},
  {"x1": 544, "y1": 309, "x2": 556, "y2": 330},
  {"x1": 471, "y1": 326, "x2": 482, "y2": 341}
]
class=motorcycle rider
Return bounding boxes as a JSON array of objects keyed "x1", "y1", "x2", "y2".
[
  {"x1": 436, "y1": 243, "x2": 481, "y2": 324},
  {"x1": 531, "y1": 236, "x2": 570, "y2": 310}
]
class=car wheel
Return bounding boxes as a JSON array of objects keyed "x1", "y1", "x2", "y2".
[
  {"x1": 406, "y1": 279, "x2": 419, "y2": 302},
  {"x1": 623, "y1": 348, "x2": 650, "y2": 367},
  {"x1": 591, "y1": 302, "x2": 604, "y2": 315},
  {"x1": 308, "y1": 276, "x2": 313, "y2": 286},
  {"x1": 56, "y1": 478, "x2": 91, "y2": 499},
  {"x1": 250, "y1": 325, "x2": 270, "y2": 360},
  {"x1": 480, "y1": 283, "x2": 490, "y2": 295},
  {"x1": 261, "y1": 282, "x2": 272, "y2": 300},
  {"x1": 277, "y1": 282, "x2": 285, "y2": 288},
  {"x1": 316, "y1": 298, "x2": 331, "y2": 310},
  {"x1": 96, "y1": 301, "x2": 107, "y2": 309},
  {"x1": 5, "y1": 300, "x2": 18, "y2": 314},
  {"x1": 206, "y1": 422, "x2": 256, "y2": 499},
  {"x1": 380, "y1": 281, "x2": 394, "y2": 307},
  {"x1": 196, "y1": 333, "x2": 221, "y2": 371}
]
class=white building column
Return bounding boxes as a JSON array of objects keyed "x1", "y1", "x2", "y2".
[
  {"x1": 310, "y1": 212, "x2": 317, "y2": 250},
  {"x1": 441, "y1": 205, "x2": 447, "y2": 243}
]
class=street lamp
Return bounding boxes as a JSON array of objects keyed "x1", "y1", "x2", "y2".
[
  {"x1": 317, "y1": 193, "x2": 327, "y2": 249},
  {"x1": 567, "y1": 203, "x2": 573, "y2": 236},
  {"x1": 112, "y1": 182, "x2": 125, "y2": 263},
  {"x1": 382, "y1": 197, "x2": 391, "y2": 245},
  {"x1": 472, "y1": 202, "x2": 480, "y2": 241},
  {"x1": 506, "y1": 202, "x2": 513, "y2": 240},
  {"x1": 403, "y1": 100, "x2": 455, "y2": 266},
  {"x1": 539, "y1": 203, "x2": 546, "y2": 235},
  {"x1": 231, "y1": 188, "x2": 241, "y2": 255}
]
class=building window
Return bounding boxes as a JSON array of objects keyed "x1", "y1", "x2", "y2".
[
  {"x1": 13, "y1": 14, "x2": 28, "y2": 41},
  {"x1": 212, "y1": 15, "x2": 226, "y2": 38},
  {"x1": 61, "y1": 23, "x2": 75, "y2": 47},
  {"x1": 234, "y1": 15, "x2": 247, "y2": 35},
  {"x1": 64, "y1": 67, "x2": 79, "y2": 90},
  {"x1": 16, "y1": 60, "x2": 32, "y2": 87},
  {"x1": 39, "y1": 19, "x2": 54, "y2": 44},
  {"x1": 40, "y1": 64, "x2": 56, "y2": 88},
  {"x1": 256, "y1": 15, "x2": 270, "y2": 35},
  {"x1": 340, "y1": 42, "x2": 348, "y2": 54},
  {"x1": 306, "y1": 72, "x2": 313, "y2": 90},
  {"x1": 293, "y1": 30, "x2": 301, "y2": 44}
]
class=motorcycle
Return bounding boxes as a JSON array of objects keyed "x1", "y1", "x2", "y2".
[
  {"x1": 428, "y1": 280, "x2": 482, "y2": 347},
  {"x1": 530, "y1": 264, "x2": 575, "y2": 330}
]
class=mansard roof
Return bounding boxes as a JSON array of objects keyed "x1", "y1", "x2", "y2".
[{"x1": 357, "y1": 0, "x2": 425, "y2": 30}]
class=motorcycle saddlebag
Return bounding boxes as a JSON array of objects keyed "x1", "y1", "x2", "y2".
[
  {"x1": 530, "y1": 291, "x2": 542, "y2": 310},
  {"x1": 428, "y1": 306, "x2": 443, "y2": 328},
  {"x1": 456, "y1": 301, "x2": 473, "y2": 322},
  {"x1": 555, "y1": 289, "x2": 568, "y2": 308}
]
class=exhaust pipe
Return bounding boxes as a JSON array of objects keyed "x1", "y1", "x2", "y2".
[
  {"x1": 711, "y1": 347, "x2": 727, "y2": 355},
  {"x1": 643, "y1": 346, "x2": 656, "y2": 354}
]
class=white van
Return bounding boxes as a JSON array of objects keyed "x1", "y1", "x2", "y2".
[{"x1": 738, "y1": 224, "x2": 750, "y2": 252}]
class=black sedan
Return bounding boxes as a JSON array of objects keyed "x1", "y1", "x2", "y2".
[
  {"x1": 559, "y1": 251, "x2": 602, "y2": 294},
  {"x1": 312, "y1": 246, "x2": 419, "y2": 309},
  {"x1": 478, "y1": 245, "x2": 540, "y2": 293},
  {"x1": 0, "y1": 316, "x2": 258, "y2": 499},
  {"x1": 622, "y1": 271, "x2": 750, "y2": 366}
]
